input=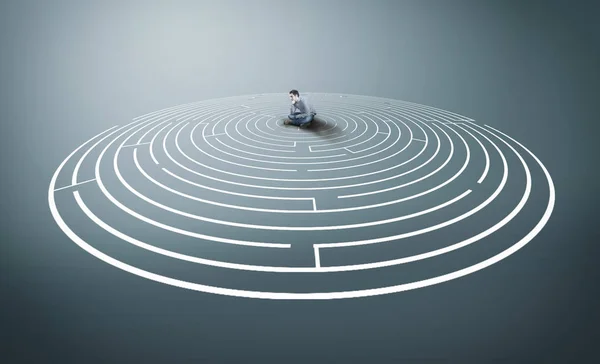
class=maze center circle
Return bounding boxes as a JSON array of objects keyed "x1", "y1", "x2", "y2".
[{"x1": 48, "y1": 93, "x2": 555, "y2": 300}]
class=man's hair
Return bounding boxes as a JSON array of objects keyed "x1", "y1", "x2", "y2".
[{"x1": 289, "y1": 89, "x2": 300, "y2": 97}]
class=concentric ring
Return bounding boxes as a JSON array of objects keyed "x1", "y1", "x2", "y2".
[{"x1": 48, "y1": 93, "x2": 555, "y2": 299}]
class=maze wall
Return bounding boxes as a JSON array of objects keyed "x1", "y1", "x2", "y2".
[{"x1": 48, "y1": 93, "x2": 555, "y2": 299}]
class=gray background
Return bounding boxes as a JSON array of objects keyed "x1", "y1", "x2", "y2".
[{"x1": 1, "y1": 0, "x2": 598, "y2": 362}]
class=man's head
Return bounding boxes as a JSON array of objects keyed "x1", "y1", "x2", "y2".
[{"x1": 289, "y1": 89, "x2": 300, "y2": 103}]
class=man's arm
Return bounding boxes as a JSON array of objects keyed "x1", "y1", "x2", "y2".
[{"x1": 297, "y1": 98, "x2": 311, "y2": 117}]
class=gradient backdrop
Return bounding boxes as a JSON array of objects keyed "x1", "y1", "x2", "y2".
[{"x1": 1, "y1": 0, "x2": 598, "y2": 362}]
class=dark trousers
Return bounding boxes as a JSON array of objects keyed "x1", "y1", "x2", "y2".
[{"x1": 287, "y1": 112, "x2": 314, "y2": 126}]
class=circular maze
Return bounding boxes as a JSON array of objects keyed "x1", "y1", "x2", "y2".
[{"x1": 48, "y1": 93, "x2": 555, "y2": 299}]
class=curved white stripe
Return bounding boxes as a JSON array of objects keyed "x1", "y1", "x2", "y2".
[
  {"x1": 318, "y1": 122, "x2": 503, "y2": 249},
  {"x1": 95, "y1": 121, "x2": 291, "y2": 248},
  {"x1": 170, "y1": 117, "x2": 436, "y2": 185},
  {"x1": 455, "y1": 123, "x2": 490, "y2": 183},
  {"x1": 48, "y1": 123, "x2": 555, "y2": 297},
  {"x1": 339, "y1": 121, "x2": 466, "y2": 198}
]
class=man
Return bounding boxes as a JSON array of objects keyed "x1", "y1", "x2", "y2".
[{"x1": 284, "y1": 89, "x2": 316, "y2": 128}]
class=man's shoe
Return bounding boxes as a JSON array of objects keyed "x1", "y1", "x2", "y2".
[{"x1": 284, "y1": 119, "x2": 291, "y2": 125}]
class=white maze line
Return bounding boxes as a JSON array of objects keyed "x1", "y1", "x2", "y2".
[
  {"x1": 196, "y1": 126, "x2": 300, "y2": 171},
  {"x1": 95, "y1": 119, "x2": 290, "y2": 248},
  {"x1": 216, "y1": 130, "x2": 343, "y2": 159},
  {"x1": 73, "y1": 191, "x2": 300, "y2": 272},
  {"x1": 144, "y1": 92, "x2": 469, "y2": 127},
  {"x1": 308, "y1": 119, "x2": 409, "y2": 172},
  {"x1": 134, "y1": 101, "x2": 215, "y2": 167},
  {"x1": 339, "y1": 121, "x2": 461, "y2": 198},
  {"x1": 197, "y1": 109, "x2": 304, "y2": 155},
  {"x1": 142, "y1": 101, "x2": 223, "y2": 129},
  {"x1": 360, "y1": 99, "x2": 455, "y2": 124},
  {"x1": 182, "y1": 103, "x2": 240, "y2": 123},
  {"x1": 54, "y1": 96, "x2": 544, "y2": 253},
  {"x1": 141, "y1": 106, "x2": 469, "y2": 216},
  {"x1": 412, "y1": 138, "x2": 425, "y2": 143},
  {"x1": 150, "y1": 122, "x2": 173, "y2": 165},
  {"x1": 210, "y1": 100, "x2": 280, "y2": 135},
  {"x1": 50, "y1": 123, "x2": 553, "y2": 298},
  {"x1": 71, "y1": 125, "x2": 124, "y2": 185},
  {"x1": 133, "y1": 149, "x2": 314, "y2": 214},
  {"x1": 454, "y1": 123, "x2": 490, "y2": 183},
  {"x1": 327, "y1": 93, "x2": 475, "y2": 122},
  {"x1": 193, "y1": 101, "x2": 297, "y2": 145},
  {"x1": 333, "y1": 121, "x2": 443, "y2": 197},
  {"x1": 162, "y1": 167, "x2": 315, "y2": 205},
  {"x1": 252, "y1": 109, "x2": 343, "y2": 140},
  {"x1": 162, "y1": 151, "x2": 471, "y2": 213},
  {"x1": 136, "y1": 137, "x2": 472, "y2": 224},
  {"x1": 137, "y1": 122, "x2": 164, "y2": 144},
  {"x1": 185, "y1": 123, "x2": 297, "y2": 172},
  {"x1": 401, "y1": 106, "x2": 471, "y2": 124},
  {"x1": 254, "y1": 108, "x2": 350, "y2": 144},
  {"x1": 51, "y1": 118, "x2": 516, "y2": 272},
  {"x1": 167, "y1": 105, "x2": 435, "y2": 184},
  {"x1": 54, "y1": 178, "x2": 97, "y2": 192},
  {"x1": 160, "y1": 143, "x2": 463, "y2": 213},
  {"x1": 132, "y1": 100, "x2": 205, "y2": 121},
  {"x1": 280, "y1": 121, "x2": 401, "y2": 165},
  {"x1": 168, "y1": 119, "x2": 435, "y2": 187},
  {"x1": 241, "y1": 113, "x2": 346, "y2": 156},
  {"x1": 159, "y1": 94, "x2": 468, "y2": 152},
  {"x1": 161, "y1": 100, "x2": 296, "y2": 150},
  {"x1": 286, "y1": 112, "x2": 356, "y2": 144},
  {"x1": 167, "y1": 117, "x2": 433, "y2": 188},
  {"x1": 216, "y1": 105, "x2": 298, "y2": 147},
  {"x1": 195, "y1": 99, "x2": 448, "y2": 175},
  {"x1": 122, "y1": 142, "x2": 150, "y2": 148},
  {"x1": 274, "y1": 114, "x2": 347, "y2": 139},
  {"x1": 126, "y1": 117, "x2": 170, "y2": 145},
  {"x1": 333, "y1": 97, "x2": 470, "y2": 133},
  {"x1": 130, "y1": 108, "x2": 473, "y2": 223},
  {"x1": 200, "y1": 116, "x2": 346, "y2": 166},
  {"x1": 308, "y1": 116, "x2": 369, "y2": 152},
  {"x1": 234, "y1": 117, "x2": 299, "y2": 153},
  {"x1": 311, "y1": 126, "x2": 517, "y2": 269},
  {"x1": 325, "y1": 114, "x2": 382, "y2": 153},
  {"x1": 317, "y1": 122, "x2": 497, "y2": 250},
  {"x1": 340, "y1": 100, "x2": 440, "y2": 130},
  {"x1": 151, "y1": 99, "x2": 302, "y2": 168}
]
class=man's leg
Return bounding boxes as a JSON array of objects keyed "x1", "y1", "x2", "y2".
[
  {"x1": 288, "y1": 114, "x2": 313, "y2": 126},
  {"x1": 285, "y1": 112, "x2": 302, "y2": 125},
  {"x1": 286, "y1": 112, "x2": 305, "y2": 125},
  {"x1": 298, "y1": 114, "x2": 314, "y2": 128}
]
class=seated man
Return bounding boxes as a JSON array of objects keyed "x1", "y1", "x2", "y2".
[{"x1": 284, "y1": 89, "x2": 316, "y2": 127}]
